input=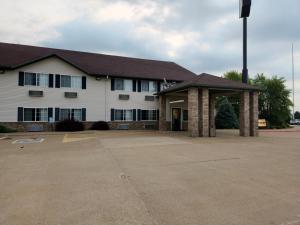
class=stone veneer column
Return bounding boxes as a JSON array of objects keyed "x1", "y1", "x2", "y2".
[
  {"x1": 188, "y1": 88, "x2": 200, "y2": 137},
  {"x1": 250, "y1": 91, "x2": 259, "y2": 137},
  {"x1": 239, "y1": 91, "x2": 250, "y2": 137},
  {"x1": 159, "y1": 95, "x2": 167, "y2": 131},
  {"x1": 209, "y1": 93, "x2": 216, "y2": 137},
  {"x1": 199, "y1": 88, "x2": 209, "y2": 137}
]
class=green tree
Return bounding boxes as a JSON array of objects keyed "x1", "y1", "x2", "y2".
[
  {"x1": 215, "y1": 98, "x2": 239, "y2": 129},
  {"x1": 223, "y1": 71, "x2": 243, "y2": 117},
  {"x1": 253, "y1": 74, "x2": 292, "y2": 128},
  {"x1": 295, "y1": 111, "x2": 300, "y2": 119},
  {"x1": 223, "y1": 70, "x2": 242, "y2": 81}
]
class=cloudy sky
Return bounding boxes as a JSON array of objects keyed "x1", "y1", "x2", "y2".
[{"x1": 0, "y1": 0, "x2": 300, "y2": 111}]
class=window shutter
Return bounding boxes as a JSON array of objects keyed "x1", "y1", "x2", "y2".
[
  {"x1": 157, "y1": 81, "x2": 161, "y2": 92},
  {"x1": 111, "y1": 79, "x2": 115, "y2": 91},
  {"x1": 17, "y1": 107, "x2": 24, "y2": 121},
  {"x1": 55, "y1": 108, "x2": 60, "y2": 121},
  {"x1": 82, "y1": 108, "x2": 86, "y2": 121},
  {"x1": 71, "y1": 109, "x2": 75, "y2": 120},
  {"x1": 48, "y1": 108, "x2": 53, "y2": 122},
  {"x1": 82, "y1": 76, "x2": 86, "y2": 89},
  {"x1": 157, "y1": 110, "x2": 159, "y2": 121},
  {"x1": 137, "y1": 80, "x2": 141, "y2": 92},
  {"x1": 111, "y1": 109, "x2": 115, "y2": 121},
  {"x1": 18, "y1": 71, "x2": 24, "y2": 86},
  {"x1": 132, "y1": 80, "x2": 136, "y2": 92},
  {"x1": 133, "y1": 109, "x2": 137, "y2": 121},
  {"x1": 137, "y1": 109, "x2": 142, "y2": 121},
  {"x1": 49, "y1": 74, "x2": 54, "y2": 88},
  {"x1": 55, "y1": 74, "x2": 60, "y2": 88}
]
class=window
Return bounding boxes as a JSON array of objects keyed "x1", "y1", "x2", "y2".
[
  {"x1": 114, "y1": 79, "x2": 132, "y2": 91},
  {"x1": 141, "y1": 80, "x2": 149, "y2": 92},
  {"x1": 24, "y1": 108, "x2": 48, "y2": 122},
  {"x1": 149, "y1": 81, "x2": 157, "y2": 92},
  {"x1": 141, "y1": 110, "x2": 157, "y2": 121},
  {"x1": 115, "y1": 109, "x2": 133, "y2": 121},
  {"x1": 183, "y1": 110, "x2": 188, "y2": 121},
  {"x1": 72, "y1": 109, "x2": 82, "y2": 121},
  {"x1": 141, "y1": 80, "x2": 157, "y2": 92},
  {"x1": 60, "y1": 75, "x2": 82, "y2": 88},
  {"x1": 60, "y1": 109, "x2": 71, "y2": 121},
  {"x1": 24, "y1": 72, "x2": 49, "y2": 87},
  {"x1": 60, "y1": 108, "x2": 82, "y2": 121}
]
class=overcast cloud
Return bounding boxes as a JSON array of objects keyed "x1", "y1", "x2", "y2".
[{"x1": 0, "y1": 0, "x2": 299, "y2": 110}]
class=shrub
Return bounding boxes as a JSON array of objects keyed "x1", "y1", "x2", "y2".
[
  {"x1": 0, "y1": 125, "x2": 17, "y2": 133},
  {"x1": 216, "y1": 98, "x2": 239, "y2": 129},
  {"x1": 90, "y1": 121, "x2": 109, "y2": 130},
  {"x1": 55, "y1": 119, "x2": 84, "y2": 132}
]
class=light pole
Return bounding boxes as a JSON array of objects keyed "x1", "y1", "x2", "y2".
[{"x1": 240, "y1": 0, "x2": 252, "y2": 83}]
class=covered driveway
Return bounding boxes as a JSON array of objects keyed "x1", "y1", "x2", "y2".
[{"x1": 157, "y1": 73, "x2": 260, "y2": 137}]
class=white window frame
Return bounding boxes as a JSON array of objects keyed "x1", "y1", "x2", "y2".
[
  {"x1": 114, "y1": 109, "x2": 134, "y2": 121},
  {"x1": 141, "y1": 109, "x2": 158, "y2": 121},
  {"x1": 24, "y1": 72, "x2": 49, "y2": 87},
  {"x1": 60, "y1": 75, "x2": 82, "y2": 89},
  {"x1": 23, "y1": 108, "x2": 48, "y2": 122},
  {"x1": 59, "y1": 108, "x2": 83, "y2": 121}
]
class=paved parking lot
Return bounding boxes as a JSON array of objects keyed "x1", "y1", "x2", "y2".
[{"x1": 0, "y1": 129, "x2": 300, "y2": 225}]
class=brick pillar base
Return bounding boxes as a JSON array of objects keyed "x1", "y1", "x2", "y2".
[
  {"x1": 159, "y1": 95, "x2": 167, "y2": 131},
  {"x1": 239, "y1": 91, "x2": 250, "y2": 137},
  {"x1": 188, "y1": 88, "x2": 199, "y2": 137},
  {"x1": 200, "y1": 88, "x2": 209, "y2": 137},
  {"x1": 250, "y1": 91, "x2": 259, "y2": 137},
  {"x1": 209, "y1": 94, "x2": 216, "y2": 137}
]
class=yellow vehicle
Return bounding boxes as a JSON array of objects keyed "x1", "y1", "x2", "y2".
[{"x1": 258, "y1": 119, "x2": 267, "y2": 128}]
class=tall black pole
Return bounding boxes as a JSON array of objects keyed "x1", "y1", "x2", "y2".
[{"x1": 242, "y1": 17, "x2": 248, "y2": 83}]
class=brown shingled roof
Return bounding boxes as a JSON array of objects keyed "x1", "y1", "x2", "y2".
[
  {"x1": 158, "y1": 73, "x2": 260, "y2": 94},
  {"x1": 0, "y1": 42, "x2": 196, "y2": 81}
]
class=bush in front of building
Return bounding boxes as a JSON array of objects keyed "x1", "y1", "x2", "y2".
[
  {"x1": 216, "y1": 98, "x2": 239, "y2": 129},
  {"x1": 55, "y1": 119, "x2": 84, "y2": 132},
  {"x1": 0, "y1": 125, "x2": 17, "y2": 133},
  {"x1": 90, "y1": 121, "x2": 109, "y2": 130}
]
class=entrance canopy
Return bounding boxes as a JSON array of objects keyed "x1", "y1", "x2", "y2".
[{"x1": 157, "y1": 73, "x2": 260, "y2": 137}]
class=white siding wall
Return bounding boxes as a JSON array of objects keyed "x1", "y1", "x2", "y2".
[{"x1": 0, "y1": 57, "x2": 159, "y2": 122}]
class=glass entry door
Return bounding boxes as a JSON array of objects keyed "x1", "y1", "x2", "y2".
[{"x1": 172, "y1": 108, "x2": 181, "y2": 131}]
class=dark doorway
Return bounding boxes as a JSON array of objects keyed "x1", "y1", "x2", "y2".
[{"x1": 172, "y1": 108, "x2": 181, "y2": 131}]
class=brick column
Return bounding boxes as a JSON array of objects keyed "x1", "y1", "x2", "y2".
[
  {"x1": 200, "y1": 88, "x2": 209, "y2": 137},
  {"x1": 159, "y1": 95, "x2": 167, "y2": 131},
  {"x1": 250, "y1": 91, "x2": 259, "y2": 137},
  {"x1": 209, "y1": 93, "x2": 216, "y2": 137},
  {"x1": 188, "y1": 87, "x2": 199, "y2": 137},
  {"x1": 239, "y1": 91, "x2": 250, "y2": 137}
]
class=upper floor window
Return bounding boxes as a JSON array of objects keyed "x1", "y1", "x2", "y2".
[
  {"x1": 141, "y1": 80, "x2": 157, "y2": 92},
  {"x1": 114, "y1": 79, "x2": 132, "y2": 91},
  {"x1": 24, "y1": 72, "x2": 49, "y2": 87},
  {"x1": 61, "y1": 75, "x2": 82, "y2": 88},
  {"x1": 24, "y1": 108, "x2": 48, "y2": 122}
]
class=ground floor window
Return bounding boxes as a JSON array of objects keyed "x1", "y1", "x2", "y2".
[
  {"x1": 183, "y1": 110, "x2": 188, "y2": 121},
  {"x1": 115, "y1": 109, "x2": 133, "y2": 121},
  {"x1": 59, "y1": 108, "x2": 83, "y2": 121},
  {"x1": 24, "y1": 108, "x2": 48, "y2": 122},
  {"x1": 141, "y1": 110, "x2": 157, "y2": 121}
]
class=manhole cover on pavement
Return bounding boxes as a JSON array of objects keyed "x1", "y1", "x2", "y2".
[{"x1": 12, "y1": 138, "x2": 44, "y2": 144}]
